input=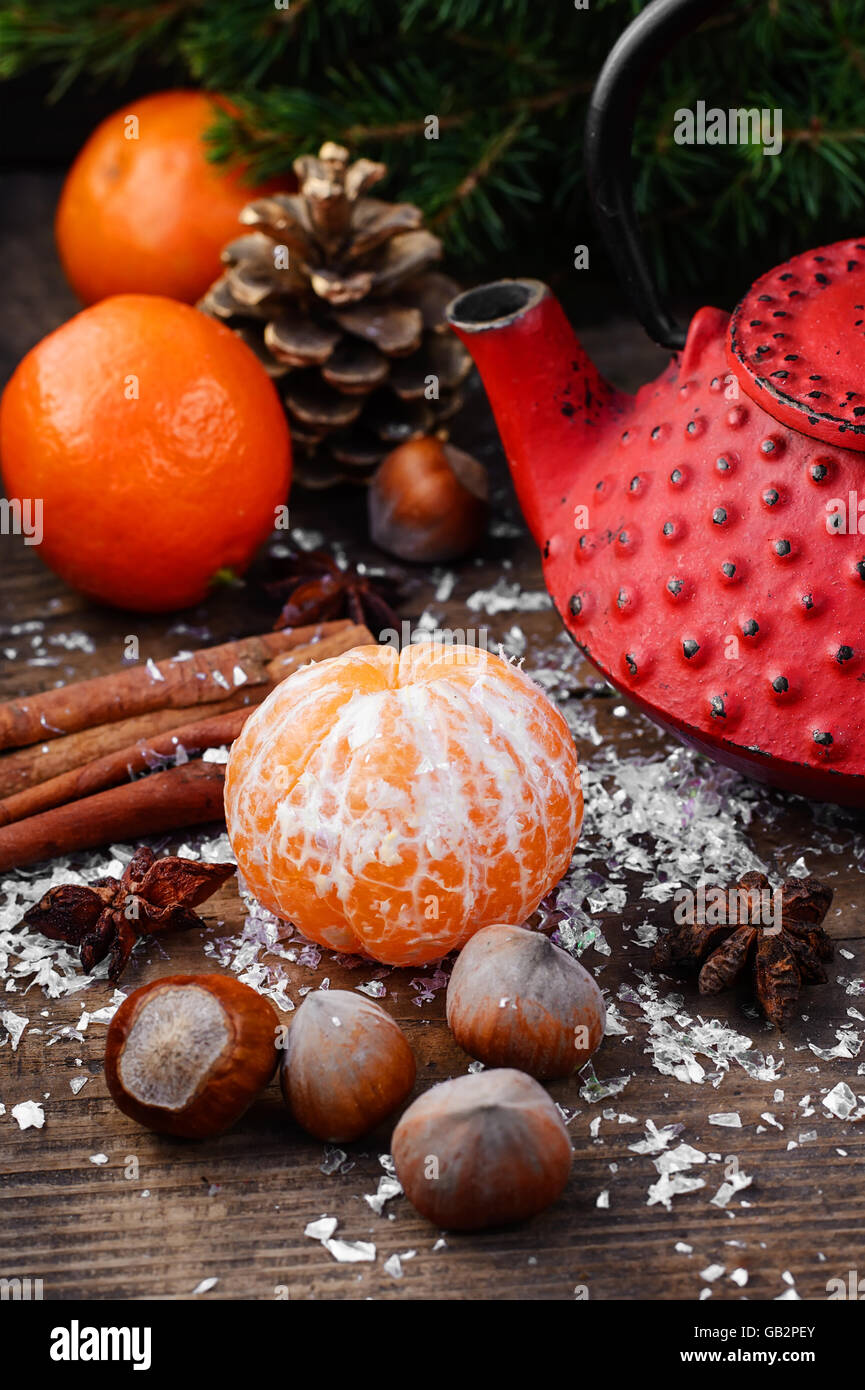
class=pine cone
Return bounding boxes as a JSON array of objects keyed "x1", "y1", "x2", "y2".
[{"x1": 199, "y1": 142, "x2": 472, "y2": 488}]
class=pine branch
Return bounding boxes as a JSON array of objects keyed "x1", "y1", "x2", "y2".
[
  {"x1": 1, "y1": 0, "x2": 864, "y2": 293},
  {"x1": 0, "y1": 1, "x2": 191, "y2": 95},
  {"x1": 429, "y1": 114, "x2": 531, "y2": 229}
]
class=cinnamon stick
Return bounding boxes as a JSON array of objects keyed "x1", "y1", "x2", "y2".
[
  {"x1": 0, "y1": 762, "x2": 227, "y2": 874},
  {"x1": 0, "y1": 620, "x2": 352, "y2": 753},
  {"x1": 0, "y1": 690, "x2": 262, "y2": 800},
  {"x1": 0, "y1": 621, "x2": 373, "y2": 799},
  {"x1": 0, "y1": 708, "x2": 249, "y2": 827},
  {"x1": 0, "y1": 623, "x2": 373, "y2": 824},
  {"x1": 265, "y1": 622, "x2": 372, "y2": 680}
]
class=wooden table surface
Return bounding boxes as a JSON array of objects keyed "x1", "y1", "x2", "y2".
[{"x1": 1, "y1": 173, "x2": 864, "y2": 1304}]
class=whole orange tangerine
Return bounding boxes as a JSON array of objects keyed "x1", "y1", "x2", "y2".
[
  {"x1": 55, "y1": 89, "x2": 282, "y2": 305},
  {"x1": 0, "y1": 294, "x2": 291, "y2": 612},
  {"x1": 225, "y1": 643, "x2": 583, "y2": 966}
]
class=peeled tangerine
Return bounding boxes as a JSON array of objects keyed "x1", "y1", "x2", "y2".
[{"x1": 225, "y1": 643, "x2": 583, "y2": 967}]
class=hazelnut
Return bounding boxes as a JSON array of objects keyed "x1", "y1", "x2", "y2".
[
  {"x1": 392, "y1": 1068, "x2": 572, "y2": 1230},
  {"x1": 280, "y1": 989, "x2": 416, "y2": 1141},
  {"x1": 446, "y1": 923, "x2": 605, "y2": 1079},
  {"x1": 104, "y1": 974, "x2": 279, "y2": 1138},
  {"x1": 368, "y1": 435, "x2": 488, "y2": 563}
]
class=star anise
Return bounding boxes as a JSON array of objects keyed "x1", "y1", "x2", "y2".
[
  {"x1": 264, "y1": 546, "x2": 403, "y2": 637},
  {"x1": 651, "y1": 871, "x2": 834, "y2": 1027},
  {"x1": 21, "y1": 848, "x2": 236, "y2": 982}
]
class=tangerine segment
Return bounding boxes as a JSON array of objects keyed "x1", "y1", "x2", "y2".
[{"x1": 225, "y1": 643, "x2": 583, "y2": 966}]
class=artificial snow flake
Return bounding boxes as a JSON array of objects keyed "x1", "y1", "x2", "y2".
[
  {"x1": 204, "y1": 872, "x2": 299, "y2": 1011},
  {"x1": 711, "y1": 1172, "x2": 753, "y2": 1208},
  {"x1": 647, "y1": 1172, "x2": 705, "y2": 1209},
  {"x1": 708, "y1": 1112, "x2": 742, "y2": 1128},
  {"x1": 304, "y1": 1213, "x2": 375, "y2": 1264},
  {"x1": 78, "y1": 992, "x2": 127, "y2": 1029},
  {"x1": 633, "y1": 921, "x2": 658, "y2": 948},
  {"x1": 202, "y1": 745, "x2": 230, "y2": 764},
  {"x1": 409, "y1": 967, "x2": 449, "y2": 1007},
  {"x1": 654, "y1": 1143, "x2": 706, "y2": 1174},
  {"x1": 0, "y1": 1010, "x2": 29, "y2": 1050},
  {"x1": 578, "y1": 1063, "x2": 631, "y2": 1103},
  {"x1": 305, "y1": 1216, "x2": 338, "y2": 1241},
  {"x1": 823, "y1": 1081, "x2": 857, "y2": 1120},
  {"x1": 324, "y1": 1238, "x2": 376, "y2": 1264},
  {"x1": 320, "y1": 1147, "x2": 349, "y2": 1176},
  {"x1": 570, "y1": 743, "x2": 766, "y2": 900},
  {"x1": 357, "y1": 980, "x2": 386, "y2": 998},
  {"x1": 466, "y1": 579, "x2": 551, "y2": 615},
  {"x1": 701, "y1": 1264, "x2": 725, "y2": 1282},
  {"x1": 192, "y1": 1277, "x2": 219, "y2": 1294},
  {"x1": 89, "y1": 1153, "x2": 108, "y2": 1165},
  {"x1": 612, "y1": 977, "x2": 756, "y2": 1089},
  {"x1": 434, "y1": 572, "x2": 456, "y2": 603},
  {"x1": 809, "y1": 1028, "x2": 862, "y2": 1061},
  {"x1": 364, "y1": 1175, "x2": 403, "y2": 1215},
  {"x1": 628, "y1": 1119, "x2": 683, "y2": 1155},
  {"x1": 737, "y1": 1052, "x2": 784, "y2": 1082},
  {"x1": 11, "y1": 1100, "x2": 44, "y2": 1130}
]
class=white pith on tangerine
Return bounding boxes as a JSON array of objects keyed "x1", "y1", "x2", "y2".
[{"x1": 224, "y1": 642, "x2": 583, "y2": 967}]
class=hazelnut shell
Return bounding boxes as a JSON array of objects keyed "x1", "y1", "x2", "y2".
[
  {"x1": 104, "y1": 973, "x2": 279, "y2": 1138},
  {"x1": 368, "y1": 435, "x2": 488, "y2": 563},
  {"x1": 392, "y1": 1068, "x2": 572, "y2": 1230},
  {"x1": 446, "y1": 923, "x2": 605, "y2": 1079},
  {"x1": 280, "y1": 989, "x2": 416, "y2": 1142}
]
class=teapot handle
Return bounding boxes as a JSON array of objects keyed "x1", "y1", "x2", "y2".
[{"x1": 585, "y1": 0, "x2": 728, "y2": 351}]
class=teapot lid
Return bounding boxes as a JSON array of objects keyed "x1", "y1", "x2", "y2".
[{"x1": 727, "y1": 236, "x2": 865, "y2": 452}]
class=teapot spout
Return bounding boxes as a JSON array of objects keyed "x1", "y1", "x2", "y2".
[{"x1": 447, "y1": 280, "x2": 625, "y2": 546}]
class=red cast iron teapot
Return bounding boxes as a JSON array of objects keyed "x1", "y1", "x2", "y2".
[{"x1": 447, "y1": 0, "x2": 865, "y2": 807}]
